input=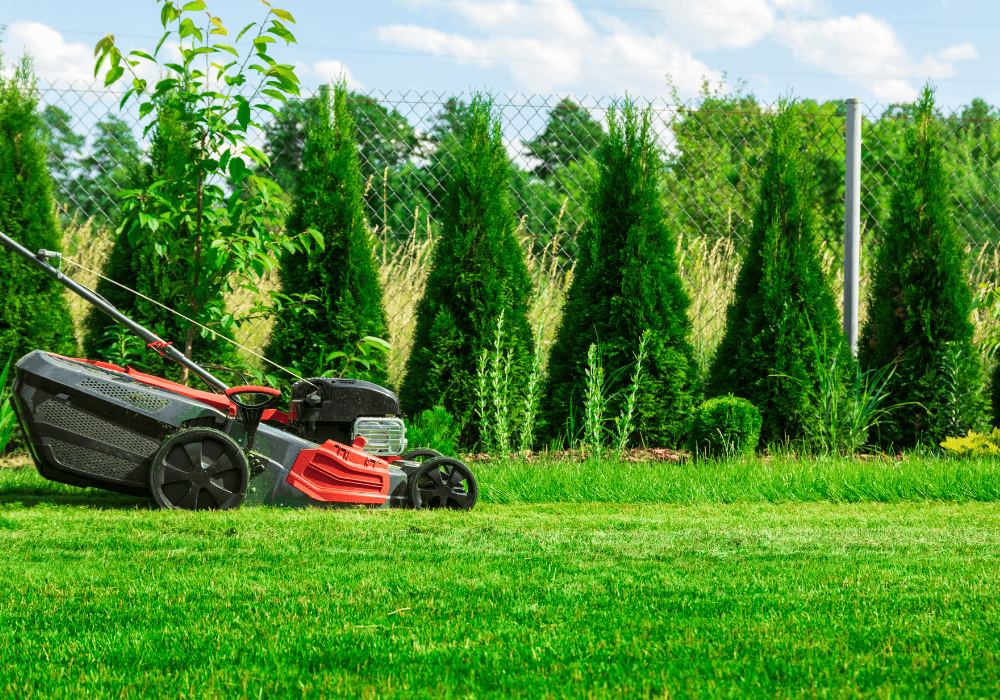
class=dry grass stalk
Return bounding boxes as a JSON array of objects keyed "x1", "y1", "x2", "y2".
[
  {"x1": 59, "y1": 210, "x2": 113, "y2": 352},
  {"x1": 375, "y1": 216, "x2": 435, "y2": 388}
]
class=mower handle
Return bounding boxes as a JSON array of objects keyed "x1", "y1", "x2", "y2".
[{"x1": 224, "y1": 385, "x2": 281, "y2": 410}]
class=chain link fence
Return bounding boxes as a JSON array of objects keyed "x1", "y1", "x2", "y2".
[{"x1": 37, "y1": 81, "x2": 1000, "y2": 385}]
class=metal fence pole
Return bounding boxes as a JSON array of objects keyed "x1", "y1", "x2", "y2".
[{"x1": 843, "y1": 98, "x2": 862, "y2": 354}]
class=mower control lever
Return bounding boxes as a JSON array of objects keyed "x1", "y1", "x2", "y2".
[{"x1": 225, "y1": 386, "x2": 281, "y2": 454}]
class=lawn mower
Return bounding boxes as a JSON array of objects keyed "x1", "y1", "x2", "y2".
[{"x1": 0, "y1": 230, "x2": 477, "y2": 511}]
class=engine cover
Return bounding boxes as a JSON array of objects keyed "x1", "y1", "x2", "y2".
[{"x1": 291, "y1": 377, "x2": 403, "y2": 448}]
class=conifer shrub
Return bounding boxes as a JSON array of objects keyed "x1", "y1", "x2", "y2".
[
  {"x1": 266, "y1": 82, "x2": 390, "y2": 382},
  {"x1": 686, "y1": 395, "x2": 762, "y2": 458},
  {"x1": 992, "y1": 362, "x2": 1000, "y2": 428},
  {"x1": 82, "y1": 107, "x2": 237, "y2": 379},
  {"x1": 705, "y1": 102, "x2": 848, "y2": 446},
  {"x1": 406, "y1": 405, "x2": 460, "y2": 457},
  {"x1": 859, "y1": 87, "x2": 988, "y2": 448},
  {"x1": 399, "y1": 95, "x2": 534, "y2": 445},
  {"x1": 0, "y1": 56, "x2": 76, "y2": 359},
  {"x1": 540, "y1": 100, "x2": 696, "y2": 448}
]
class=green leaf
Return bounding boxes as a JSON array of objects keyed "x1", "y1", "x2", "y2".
[
  {"x1": 160, "y1": 1, "x2": 179, "y2": 28},
  {"x1": 235, "y1": 22, "x2": 256, "y2": 43},
  {"x1": 214, "y1": 43, "x2": 239, "y2": 57},
  {"x1": 219, "y1": 149, "x2": 232, "y2": 173},
  {"x1": 361, "y1": 336, "x2": 392, "y2": 352},
  {"x1": 228, "y1": 157, "x2": 247, "y2": 184},
  {"x1": 236, "y1": 99, "x2": 251, "y2": 130},
  {"x1": 307, "y1": 227, "x2": 324, "y2": 251},
  {"x1": 182, "y1": 1, "x2": 206, "y2": 11},
  {"x1": 242, "y1": 146, "x2": 269, "y2": 166},
  {"x1": 178, "y1": 18, "x2": 202, "y2": 41},
  {"x1": 104, "y1": 65, "x2": 125, "y2": 87},
  {"x1": 129, "y1": 49, "x2": 155, "y2": 62},
  {"x1": 267, "y1": 64, "x2": 299, "y2": 84},
  {"x1": 260, "y1": 89, "x2": 287, "y2": 102},
  {"x1": 272, "y1": 9, "x2": 296, "y2": 23},
  {"x1": 154, "y1": 31, "x2": 171, "y2": 57},
  {"x1": 266, "y1": 21, "x2": 296, "y2": 44}
]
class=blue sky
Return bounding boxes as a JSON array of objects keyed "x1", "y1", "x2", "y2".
[{"x1": 2, "y1": 0, "x2": 998, "y2": 110}]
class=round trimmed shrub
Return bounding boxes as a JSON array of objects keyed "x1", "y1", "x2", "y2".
[{"x1": 687, "y1": 395, "x2": 762, "y2": 458}]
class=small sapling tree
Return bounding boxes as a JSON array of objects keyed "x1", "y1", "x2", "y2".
[
  {"x1": 859, "y1": 86, "x2": 988, "y2": 447},
  {"x1": 266, "y1": 82, "x2": 391, "y2": 382},
  {"x1": 400, "y1": 95, "x2": 534, "y2": 447},
  {"x1": 94, "y1": 0, "x2": 320, "y2": 384},
  {"x1": 82, "y1": 106, "x2": 238, "y2": 377},
  {"x1": 541, "y1": 100, "x2": 696, "y2": 448},
  {"x1": 0, "y1": 55, "x2": 76, "y2": 359},
  {"x1": 705, "y1": 101, "x2": 847, "y2": 446}
]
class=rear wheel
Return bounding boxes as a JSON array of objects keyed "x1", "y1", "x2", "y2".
[
  {"x1": 149, "y1": 429, "x2": 248, "y2": 511},
  {"x1": 408, "y1": 457, "x2": 477, "y2": 510}
]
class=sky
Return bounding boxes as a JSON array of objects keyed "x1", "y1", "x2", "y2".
[{"x1": 1, "y1": 0, "x2": 998, "y2": 111}]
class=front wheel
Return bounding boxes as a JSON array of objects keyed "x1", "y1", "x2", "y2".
[
  {"x1": 408, "y1": 457, "x2": 477, "y2": 510},
  {"x1": 149, "y1": 429, "x2": 248, "y2": 511}
]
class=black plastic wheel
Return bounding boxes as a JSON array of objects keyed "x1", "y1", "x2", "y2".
[
  {"x1": 408, "y1": 456, "x2": 477, "y2": 510},
  {"x1": 400, "y1": 448, "x2": 443, "y2": 462},
  {"x1": 149, "y1": 428, "x2": 248, "y2": 511}
]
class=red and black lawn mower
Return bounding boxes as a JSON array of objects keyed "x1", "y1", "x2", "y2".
[{"x1": 0, "y1": 231, "x2": 477, "y2": 511}]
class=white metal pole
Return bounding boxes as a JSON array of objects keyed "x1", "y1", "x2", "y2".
[{"x1": 844, "y1": 98, "x2": 862, "y2": 355}]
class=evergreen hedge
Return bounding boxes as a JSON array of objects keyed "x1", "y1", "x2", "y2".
[
  {"x1": 705, "y1": 102, "x2": 847, "y2": 446},
  {"x1": 540, "y1": 101, "x2": 696, "y2": 448},
  {"x1": 266, "y1": 83, "x2": 390, "y2": 382},
  {"x1": 993, "y1": 362, "x2": 1000, "y2": 428},
  {"x1": 859, "y1": 86, "x2": 988, "y2": 447},
  {"x1": 0, "y1": 57, "x2": 76, "y2": 359},
  {"x1": 399, "y1": 95, "x2": 534, "y2": 445},
  {"x1": 82, "y1": 107, "x2": 237, "y2": 378}
]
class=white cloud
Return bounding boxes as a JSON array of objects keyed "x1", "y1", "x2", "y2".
[
  {"x1": 379, "y1": 1, "x2": 721, "y2": 96},
  {"x1": 774, "y1": 14, "x2": 977, "y2": 102},
  {"x1": 656, "y1": 0, "x2": 777, "y2": 50},
  {"x1": 312, "y1": 60, "x2": 366, "y2": 91},
  {"x1": 6, "y1": 22, "x2": 95, "y2": 85}
]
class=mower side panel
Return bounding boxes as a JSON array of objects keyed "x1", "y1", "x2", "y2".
[
  {"x1": 242, "y1": 425, "x2": 408, "y2": 508},
  {"x1": 14, "y1": 351, "x2": 229, "y2": 496}
]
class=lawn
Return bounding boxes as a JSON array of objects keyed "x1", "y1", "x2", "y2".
[{"x1": 2, "y1": 458, "x2": 1000, "y2": 698}]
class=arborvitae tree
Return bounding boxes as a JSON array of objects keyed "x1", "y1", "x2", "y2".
[
  {"x1": 400, "y1": 95, "x2": 534, "y2": 443},
  {"x1": 705, "y1": 102, "x2": 847, "y2": 445},
  {"x1": 993, "y1": 362, "x2": 1000, "y2": 428},
  {"x1": 0, "y1": 55, "x2": 76, "y2": 359},
  {"x1": 266, "y1": 83, "x2": 390, "y2": 382},
  {"x1": 82, "y1": 106, "x2": 237, "y2": 378},
  {"x1": 540, "y1": 101, "x2": 696, "y2": 448},
  {"x1": 859, "y1": 86, "x2": 988, "y2": 447}
]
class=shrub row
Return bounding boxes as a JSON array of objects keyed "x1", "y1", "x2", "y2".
[{"x1": 3, "y1": 60, "x2": 994, "y2": 452}]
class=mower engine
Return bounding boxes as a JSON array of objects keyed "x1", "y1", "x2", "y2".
[{"x1": 288, "y1": 377, "x2": 407, "y2": 457}]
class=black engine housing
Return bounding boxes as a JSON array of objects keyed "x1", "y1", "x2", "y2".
[{"x1": 290, "y1": 377, "x2": 402, "y2": 445}]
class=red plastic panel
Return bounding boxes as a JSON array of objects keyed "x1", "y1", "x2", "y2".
[
  {"x1": 262, "y1": 408, "x2": 290, "y2": 425},
  {"x1": 286, "y1": 440, "x2": 390, "y2": 504}
]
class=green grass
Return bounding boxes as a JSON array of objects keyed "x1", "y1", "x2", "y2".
[
  {"x1": 475, "y1": 452, "x2": 1000, "y2": 504},
  {"x1": 4, "y1": 459, "x2": 1000, "y2": 698}
]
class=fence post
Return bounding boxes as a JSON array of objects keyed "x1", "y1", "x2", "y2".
[{"x1": 843, "y1": 98, "x2": 862, "y2": 354}]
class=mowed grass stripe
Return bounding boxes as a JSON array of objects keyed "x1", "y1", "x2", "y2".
[{"x1": 2, "y1": 470, "x2": 1000, "y2": 698}]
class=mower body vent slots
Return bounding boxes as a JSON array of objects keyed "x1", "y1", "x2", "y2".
[
  {"x1": 353, "y1": 417, "x2": 407, "y2": 456},
  {"x1": 49, "y1": 440, "x2": 146, "y2": 484},
  {"x1": 37, "y1": 400, "x2": 160, "y2": 456},
  {"x1": 79, "y1": 378, "x2": 170, "y2": 412}
]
